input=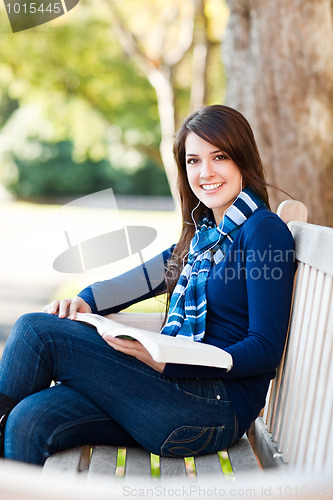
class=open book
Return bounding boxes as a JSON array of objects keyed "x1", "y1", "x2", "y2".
[{"x1": 74, "y1": 313, "x2": 233, "y2": 370}]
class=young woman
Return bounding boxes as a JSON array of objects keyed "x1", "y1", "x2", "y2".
[{"x1": 0, "y1": 105, "x2": 295, "y2": 465}]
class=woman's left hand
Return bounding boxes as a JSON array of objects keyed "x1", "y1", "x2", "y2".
[{"x1": 103, "y1": 336, "x2": 166, "y2": 373}]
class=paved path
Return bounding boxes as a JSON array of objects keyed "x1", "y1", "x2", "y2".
[
  {"x1": 0, "y1": 197, "x2": 178, "y2": 349},
  {"x1": 0, "y1": 283, "x2": 58, "y2": 342},
  {"x1": 0, "y1": 202, "x2": 68, "y2": 345}
]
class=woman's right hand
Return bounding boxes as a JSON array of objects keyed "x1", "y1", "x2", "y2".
[{"x1": 41, "y1": 296, "x2": 92, "y2": 320}]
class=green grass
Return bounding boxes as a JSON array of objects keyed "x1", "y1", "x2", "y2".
[
  {"x1": 218, "y1": 451, "x2": 234, "y2": 479},
  {"x1": 116, "y1": 448, "x2": 126, "y2": 477},
  {"x1": 115, "y1": 450, "x2": 234, "y2": 478},
  {"x1": 151, "y1": 454, "x2": 160, "y2": 478}
]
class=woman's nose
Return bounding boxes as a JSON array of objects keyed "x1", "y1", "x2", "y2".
[{"x1": 199, "y1": 161, "x2": 215, "y2": 179}]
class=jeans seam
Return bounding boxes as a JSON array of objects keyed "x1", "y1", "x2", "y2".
[
  {"x1": 160, "y1": 425, "x2": 226, "y2": 457},
  {"x1": 230, "y1": 413, "x2": 240, "y2": 445},
  {"x1": 174, "y1": 379, "x2": 231, "y2": 403},
  {"x1": 166, "y1": 427, "x2": 209, "y2": 445},
  {"x1": 17, "y1": 321, "x2": 54, "y2": 394},
  {"x1": 44, "y1": 415, "x2": 113, "y2": 456}
]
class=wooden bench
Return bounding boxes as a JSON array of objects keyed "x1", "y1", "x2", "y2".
[
  {"x1": 41, "y1": 200, "x2": 333, "y2": 482},
  {"x1": 1, "y1": 201, "x2": 333, "y2": 498},
  {"x1": 251, "y1": 219, "x2": 333, "y2": 475}
]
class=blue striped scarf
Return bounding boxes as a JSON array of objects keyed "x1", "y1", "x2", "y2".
[{"x1": 160, "y1": 188, "x2": 265, "y2": 341}]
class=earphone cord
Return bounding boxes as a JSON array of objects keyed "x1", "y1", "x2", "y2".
[
  {"x1": 182, "y1": 199, "x2": 200, "y2": 267},
  {"x1": 188, "y1": 177, "x2": 244, "y2": 261},
  {"x1": 167, "y1": 182, "x2": 245, "y2": 321}
]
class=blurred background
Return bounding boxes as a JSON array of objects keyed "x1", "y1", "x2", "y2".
[{"x1": 1, "y1": 0, "x2": 332, "y2": 350}]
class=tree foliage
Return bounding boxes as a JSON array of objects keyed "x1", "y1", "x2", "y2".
[
  {"x1": 0, "y1": 0, "x2": 228, "y2": 201},
  {"x1": 0, "y1": 3, "x2": 160, "y2": 157},
  {"x1": 8, "y1": 140, "x2": 170, "y2": 198}
]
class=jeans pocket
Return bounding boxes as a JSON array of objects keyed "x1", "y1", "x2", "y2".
[
  {"x1": 160, "y1": 425, "x2": 225, "y2": 457},
  {"x1": 174, "y1": 379, "x2": 231, "y2": 404}
]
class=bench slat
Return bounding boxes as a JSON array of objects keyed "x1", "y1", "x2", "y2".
[
  {"x1": 272, "y1": 263, "x2": 309, "y2": 444},
  {"x1": 262, "y1": 379, "x2": 273, "y2": 425},
  {"x1": 194, "y1": 453, "x2": 223, "y2": 477},
  {"x1": 288, "y1": 221, "x2": 333, "y2": 276},
  {"x1": 160, "y1": 456, "x2": 187, "y2": 477},
  {"x1": 291, "y1": 272, "x2": 330, "y2": 467},
  {"x1": 280, "y1": 265, "x2": 317, "y2": 462},
  {"x1": 264, "y1": 261, "x2": 306, "y2": 432},
  {"x1": 284, "y1": 267, "x2": 321, "y2": 464},
  {"x1": 322, "y1": 384, "x2": 333, "y2": 475},
  {"x1": 277, "y1": 200, "x2": 308, "y2": 225},
  {"x1": 227, "y1": 436, "x2": 261, "y2": 474},
  {"x1": 272, "y1": 263, "x2": 307, "y2": 439},
  {"x1": 306, "y1": 289, "x2": 333, "y2": 475},
  {"x1": 43, "y1": 446, "x2": 89, "y2": 474},
  {"x1": 125, "y1": 447, "x2": 151, "y2": 477},
  {"x1": 88, "y1": 446, "x2": 117, "y2": 476},
  {"x1": 253, "y1": 418, "x2": 286, "y2": 469}
]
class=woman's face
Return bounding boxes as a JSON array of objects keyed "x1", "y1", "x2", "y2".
[{"x1": 185, "y1": 132, "x2": 242, "y2": 225}]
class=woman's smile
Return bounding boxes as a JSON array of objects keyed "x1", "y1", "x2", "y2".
[{"x1": 200, "y1": 182, "x2": 224, "y2": 192}]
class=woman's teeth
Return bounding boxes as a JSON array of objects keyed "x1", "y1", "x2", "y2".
[{"x1": 201, "y1": 183, "x2": 223, "y2": 191}]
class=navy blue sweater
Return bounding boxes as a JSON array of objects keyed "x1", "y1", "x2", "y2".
[{"x1": 78, "y1": 207, "x2": 295, "y2": 435}]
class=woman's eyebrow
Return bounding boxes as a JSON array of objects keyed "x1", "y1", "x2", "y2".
[{"x1": 186, "y1": 149, "x2": 222, "y2": 156}]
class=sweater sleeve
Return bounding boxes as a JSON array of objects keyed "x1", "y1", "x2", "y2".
[
  {"x1": 162, "y1": 216, "x2": 295, "y2": 379},
  {"x1": 78, "y1": 246, "x2": 174, "y2": 316}
]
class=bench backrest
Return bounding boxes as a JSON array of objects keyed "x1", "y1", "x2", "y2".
[{"x1": 262, "y1": 221, "x2": 333, "y2": 474}]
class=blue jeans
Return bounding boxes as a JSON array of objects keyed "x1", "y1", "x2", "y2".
[{"x1": 0, "y1": 313, "x2": 241, "y2": 465}]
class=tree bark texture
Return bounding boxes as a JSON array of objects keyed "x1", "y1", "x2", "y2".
[{"x1": 223, "y1": 0, "x2": 333, "y2": 225}]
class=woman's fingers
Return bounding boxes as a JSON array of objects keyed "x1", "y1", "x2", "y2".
[
  {"x1": 104, "y1": 337, "x2": 165, "y2": 372},
  {"x1": 41, "y1": 298, "x2": 72, "y2": 318},
  {"x1": 58, "y1": 299, "x2": 72, "y2": 318},
  {"x1": 69, "y1": 297, "x2": 91, "y2": 320},
  {"x1": 41, "y1": 300, "x2": 60, "y2": 315},
  {"x1": 103, "y1": 336, "x2": 138, "y2": 350},
  {"x1": 42, "y1": 297, "x2": 91, "y2": 319}
]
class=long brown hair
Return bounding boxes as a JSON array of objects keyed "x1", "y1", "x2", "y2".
[{"x1": 165, "y1": 104, "x2": 270, "y2": 306}]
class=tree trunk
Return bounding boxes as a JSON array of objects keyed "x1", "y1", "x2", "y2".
[
  {"x1": 223, "y1": 0, "x2": 333, "y2": 226},
  {"x1": 147, "y1": 67, "x2": 179, "y2": 205}
]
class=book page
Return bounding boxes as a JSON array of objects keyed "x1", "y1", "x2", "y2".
[{"x1": 74, "y1": 313, "x2": 232, "y2": 370}]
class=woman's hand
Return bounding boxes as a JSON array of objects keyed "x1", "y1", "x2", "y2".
[
  {"x1": 103, "y1": 336, "x2": 166, "y2": 373},
  {"x1": 41, "y1": 296, "x2": 91, "y2": 319}
]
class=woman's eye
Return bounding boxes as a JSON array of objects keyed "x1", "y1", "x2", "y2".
[
  {"x1": 215, "y1": 154, "x2": 228, "y2": 161},
  {"x1": 187, "y1": 158, "x2": 199, "y2": 165}
]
